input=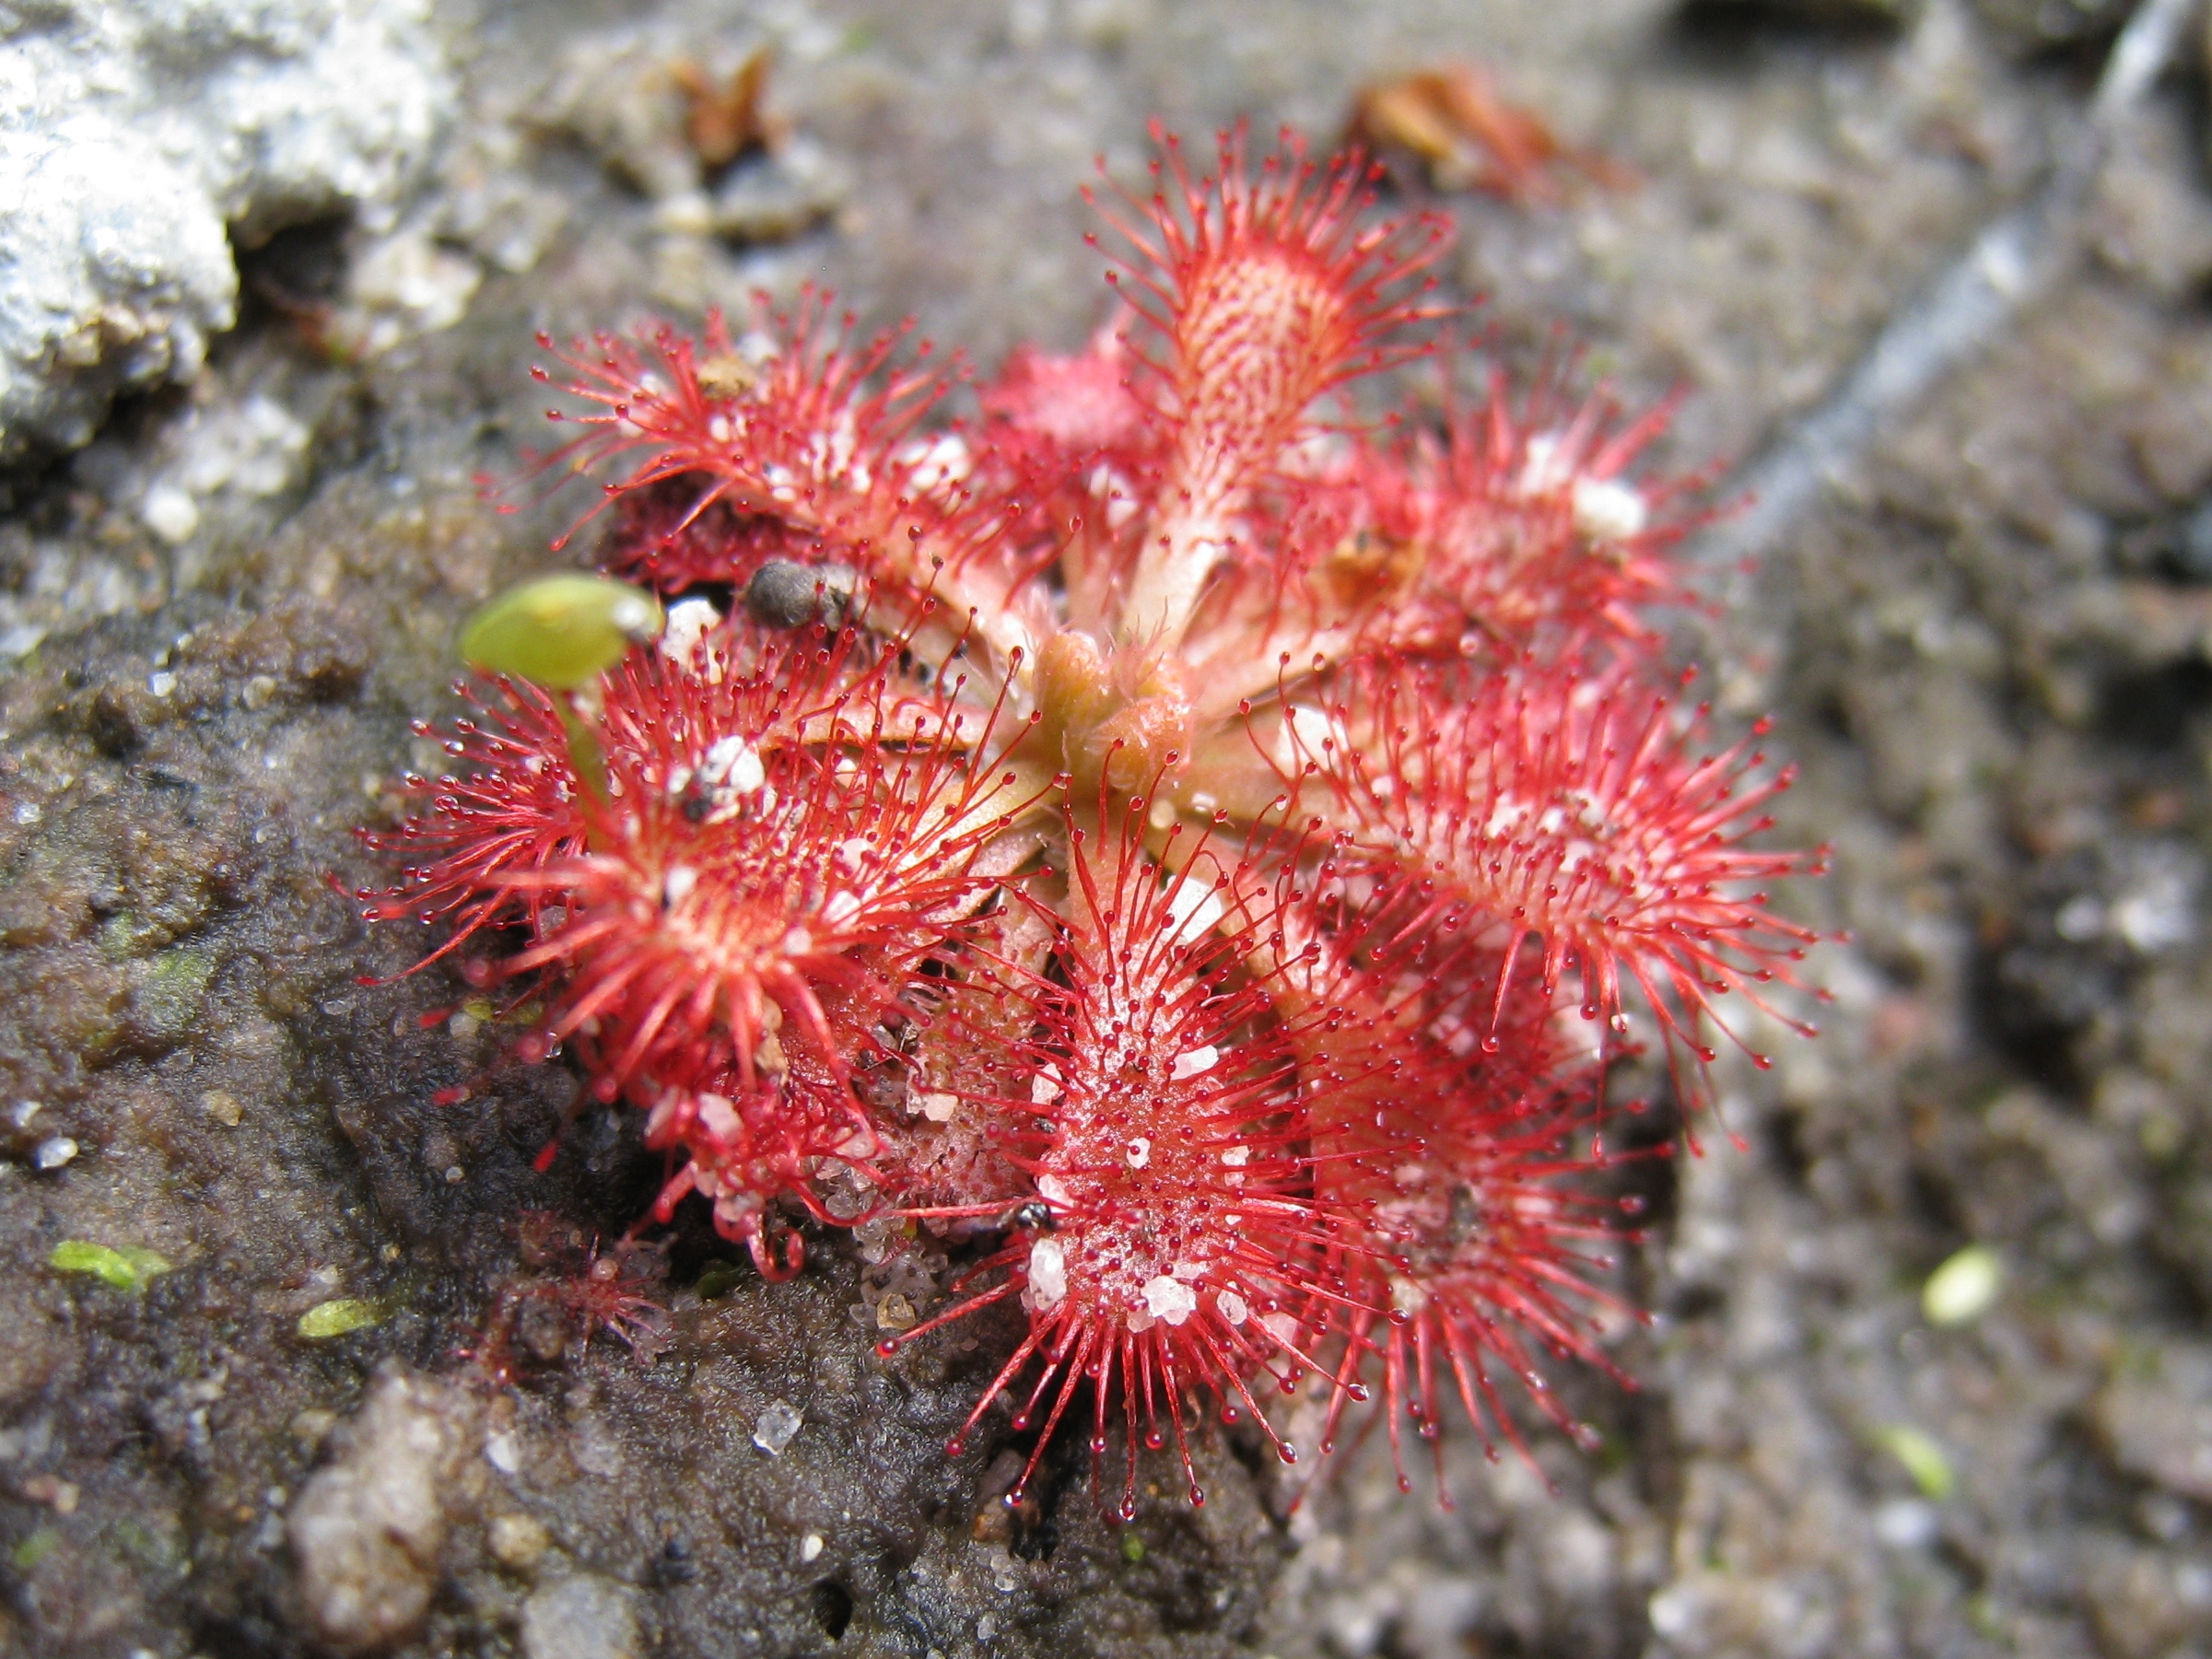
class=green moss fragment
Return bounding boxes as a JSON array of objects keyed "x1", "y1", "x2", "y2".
[
  {"x1": 696, "y1": 1260, "x2": 745, "y2": 1301},
  {"x1": 459, "y1": 575, "x2": 662, "y2": 690},
  {"x1": 297, "y1": 1296, "x2": 392, "y2": 1339},
  {"x1": 50, "y1": 1240, "x2": 172, "y2": 1293},
  {"x1": 109, "y1": 1516, "x2": 181, "y2": 1574},
  {"x1": 1871, "y1": 1424, "x2": 1956, "y2": 1501},
  {"x1": 131, "y1": 947, "x2": 217, "y2": 1043},
  {"x1": 12, "y1": 1526, "x2": 59, "y2": 1571},
  {"x1": 1120, "y1": 1533, "x2": 1145, "y2": 1564},
  {"x1": 1967, "y1": 1594, "x2": 2002, "y2": 1638},
  {"x1": 99, "y1": 912, "x2": 140, "y2": 960}
]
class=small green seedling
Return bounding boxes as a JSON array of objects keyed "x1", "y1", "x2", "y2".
[
  {"x1": 49, "y1": 1241, "x2": 170, "y2": 1293},
  {"x1": 1922, "y1": 1244, "x2": 2002, "y2": 1327},
  {"x1": 1871, "y1": 1424, "x2": 1956, "y2": 1501},
  {"x1": 460, "y1": 574, "x2": 662, "y2": 690},
  {"x1": 298, "y1": 1296, "x2": 393, "y2": 1339},
  {"x1": 459, "y1": 574, "x2": 663, "y2": 805},
  {"x1": 695, "y1": 1260, "x2": 747, "y2": 1301}
]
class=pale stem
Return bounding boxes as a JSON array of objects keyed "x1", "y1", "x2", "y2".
[{"x1": 1118, "y1": 507, "x2": 1231, "y2": 653}]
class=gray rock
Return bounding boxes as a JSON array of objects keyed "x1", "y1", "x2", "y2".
[
  {"x1": 710, "y1": 134, "x2": 850, "y2": 245},
  {"x1": 0, "y1": 0, "x2": 447, "y2": 461},
  {"x1": 520, "y1": 1575, "x2": 642, "y2": 1659},
  {"x1": 2083, "y1": 1531, "x2": 2212, "y2": 1659},
  {"x1": 2094, "y1": 1342, "x2": 2212, "y2": 1503},
  {"x1": 287, "y1": 1364, "x2": 483, "y2": 1656}
]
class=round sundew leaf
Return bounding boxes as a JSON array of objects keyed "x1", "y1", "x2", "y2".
[{"x1": 460, "y1": 574, "x2": 664, "y2": 689}]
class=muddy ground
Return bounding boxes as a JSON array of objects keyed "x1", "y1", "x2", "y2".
[{"x1": 5, "y1": 1, "x2": 2212, "y2": 1655}]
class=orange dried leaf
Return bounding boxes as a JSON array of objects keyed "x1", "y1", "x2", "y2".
[
  {"x1": 673, "y1": 46, "x2": 781, "y2": 169},
  {"x1": 1348, "y1": 63, "x2": 1634, "y2": 204}
]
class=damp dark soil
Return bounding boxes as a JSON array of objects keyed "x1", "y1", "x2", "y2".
[{"x1": 6, "y1": 2, "x2": 2212, "y2": 1656}]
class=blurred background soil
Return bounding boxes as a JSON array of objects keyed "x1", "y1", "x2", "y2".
[{"x1": 4, "y1": 1, "x2": 2211, "y2": 1655}]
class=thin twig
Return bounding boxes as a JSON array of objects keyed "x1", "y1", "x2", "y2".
[{"x1": 1690, "y1": 0, "x2": 2204, "y2": 585}]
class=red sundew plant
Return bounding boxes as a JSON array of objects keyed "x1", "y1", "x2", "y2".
[{"x1": 361, "y1": 126, "x2": 1824, "y2": 1511}]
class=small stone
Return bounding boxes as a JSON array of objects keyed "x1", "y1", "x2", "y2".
[
  {"x1": 568, "y1": 1414, "x2": 625, "y2": 1479},
  {"x1": 2095, "y1": 1342, "x2": 2212, "y2": 1502},
  {"x1": 488, "y1": 1513, "x2": 552, "y2": 1572},
  {"x1": 520, "y1": 1574, "x2": 639, "y2": 1659},
  {"x1": 328, "y1": 228, "x2": 483, "y2": 357},
  {"x1": 289, "y1": 1367, "x2": 480, "y2": 1655},
  {"x1": 709, "y1": 136, "x2": 850, "y2": 245},
  {"x1": 21, "y1": 1474, "x2": 78, "y2": 1514},
  {"x1": 752, "y1": 1399, "x2": 802, "y2": 1455},
  {"x1": 801, "y1": 1532, "x2": 825, "y2": 1563},
  {"x1": 875, "y1": 1292, "x2": 917, "y2": 1333},
  {"x1": 658, "y1": 596, "x2": 721, "y2": 662},
  {"x1": 516, "y1": 1297, "x2": 569, "y2": 1364},
  {"x1": 140, "y1": 487, "x2": 200, "y2": 547},
  {"x1": 32, "y1": 1137, "x2": 78, "y2": 1171},
  {"x1": 1873, "y1": 1497, "x2": 1940, "y2": 1548},
  {"x1": 200, "y1": 1090, "x2": 243, "y2": 1127}
]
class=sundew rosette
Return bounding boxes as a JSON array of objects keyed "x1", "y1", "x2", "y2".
[{"x1": 362, "y1": 125, "x2": 1823, "y2": 1513}]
